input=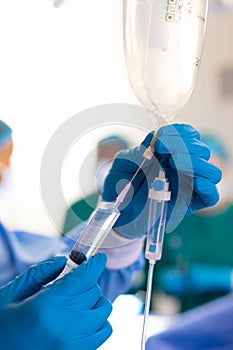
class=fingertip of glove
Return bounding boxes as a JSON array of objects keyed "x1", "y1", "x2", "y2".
[
  {"x1": 141, "y1": 131, "x2": 155, "y2": 147},
  {"x1": 48, "y1": 255, "x2": 67, "y2": 268},
  {"x1": 157, "y1": 123, "x2": 200, "y2": 139},
  {"x1": 205, "y1": 190, "x2": 220, "y2": 207},
  {"x1": 195, "y1": 178, "x2": 220, "y2": 207},
  {"x1": 51, "y1": 255, "x2": 67, "y2": 263},
  {"x1": 21, "y1": 256, "x2": 67, "y2": 291},
  {"x1": 215, "y1": 167, "x2": 222, "y2": 184},
  {"x1": 88, "y1": 252, "x2": 107, "y2": 267},
  {"x1": 204, "y1": 163, "x2": 222, "y2": 184},
  {"x1": 106, "y1": 322, "x2": 113, "y2": 337},
  {"x1": 66, "y1": 253, "x2": 107, "y2": 286},
  {"x1": 96, "y1": 295, "x2": 113, "y2": 315},
  {"x1": 35, "y1": 255, "x2": 67, "y2": 271}
]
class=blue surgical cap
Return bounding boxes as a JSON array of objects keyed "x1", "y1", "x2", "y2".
[
  {"x1": 98, "y1": 135, "x2": 128, "y2": 150},
  {"x1": 0, "y1": 120, "x2": 12, "y2": 149},
  {"x1": 201, "y1": 134, "x2": 229, "y2": 162}
]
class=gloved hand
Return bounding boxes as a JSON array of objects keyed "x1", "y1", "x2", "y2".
[
  {"x1": 0, "y1": 254, "x2": 112, "y2": 350},
  {"x1": 159, "y1": 264, "x2": 232, "y2": 296},
  {"x1": 103, "y1": 124, "x2": 222, "y2": 238}
]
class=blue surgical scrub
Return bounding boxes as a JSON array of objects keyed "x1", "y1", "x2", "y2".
[
  {"x1": 146, "y1": 293, "x2": 233, "y2": 350},
  {"x1": 0, "y1": 221, "x2": 141, "y2": 301}
]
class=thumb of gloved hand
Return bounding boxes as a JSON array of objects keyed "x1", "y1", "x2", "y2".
[
  {"x1": 0, "y1": 254, "x2": 112, "y2": 350},
  {"x1": 0, "y1": 256, "x2": 66, "y2": 306}
]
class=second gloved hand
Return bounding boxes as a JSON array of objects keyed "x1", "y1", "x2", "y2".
[
  {"x1": 0, "y1": 254, "x2": 112, "y2": 350},
  {"x1": 103, "y1": 124, "x2": 222, "y2": 238}
]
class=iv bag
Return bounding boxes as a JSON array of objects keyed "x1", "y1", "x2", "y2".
[{"x1": 123, "y1": 0, "x2": 209, "y2": 123}]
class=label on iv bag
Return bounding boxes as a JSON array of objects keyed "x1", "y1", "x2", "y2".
[{"x1": 148, "y1": 0, "x2": 193, "y2": 49}]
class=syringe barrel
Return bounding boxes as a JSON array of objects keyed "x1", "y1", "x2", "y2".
[{"x1": 70, "y1": 201, "x2": 120, "y2": 262}]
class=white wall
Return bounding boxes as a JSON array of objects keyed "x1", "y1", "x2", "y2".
[
  {"x1": 0, "y1": 1, "x2": 232, "y2": 236},
  {"x1": 178, "y1": 10, "x2": 233, "y2": 147},
  {"x1": 178, "y1": 9, "x2": 233, "y2": 195},
  {"x1": 0, "y1": 0, "x2": 149, "y2": 235}
]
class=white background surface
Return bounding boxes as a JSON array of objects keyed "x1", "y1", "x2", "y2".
[{"x1": 100, "y1": 295, "x2": 173, "y2": 350}]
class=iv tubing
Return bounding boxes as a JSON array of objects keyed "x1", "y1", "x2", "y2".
[{"x1": 141, "y1": 260, "x2": 155, "y2": 350}]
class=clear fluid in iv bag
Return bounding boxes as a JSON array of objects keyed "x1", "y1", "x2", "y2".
[{"x1": 123, "y1": 0, "x2": 208, "y2": 122}]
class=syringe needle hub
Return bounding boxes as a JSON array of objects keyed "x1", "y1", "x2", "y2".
[{"x1": 116, "y1": 182, "x2": 131, "y2": 205}]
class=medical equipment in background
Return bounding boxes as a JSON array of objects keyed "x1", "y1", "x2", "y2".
[
  {"x1": 52, "y1": 0, "x2": 65, "y2": 7},
  {"x1": 123, "y1": 1, "x2": 209, "y2": 349}
]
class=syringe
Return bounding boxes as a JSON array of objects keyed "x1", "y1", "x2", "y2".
[
  {"x1": 141, "y1": 170, "x2": 171, "y2": 350},
  {"x1": 58, "y1": 132, "x2": 160, "y2": 281},
  {"x1": 57, "y1": 182, "x2": 131, "y2": 279}
]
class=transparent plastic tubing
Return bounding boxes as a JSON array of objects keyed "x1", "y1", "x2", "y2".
[
  {"x1": 141, "y1": 260, "x2": 155, "y2": 350},
  {"x1": 141, "y1": 170, "x2": 170, "y2": 350}
]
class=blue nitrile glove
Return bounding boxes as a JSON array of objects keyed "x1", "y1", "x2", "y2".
[
  {"x1": 0, "y1": 254, "x2": 112, "y2": 350},
  {"x1": 159, "y1": 264, "x2": 232, "y2": 296},
  {"x1": 103, "y1": 124, "x2": 222, "y2": 238}
]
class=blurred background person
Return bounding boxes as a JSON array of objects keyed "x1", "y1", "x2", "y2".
[
  {"x1": 62, "y1": 134, "x2": 128, "y2": 234},
  {"x1": 155, "y1": 132, "x2": 233, "y2": 312},
  {"x1": 0, "y1": 120, "x2": 137, "y2": 302},
  {"x1": 0, "y1": 120, "x2": 72, "y2": 287},
  {"x1": 0, "y1": 122, "x2": 138, "y2": 301},
  {"x1": 0, "y1": 120, "x2": 13, "y2": 186}
]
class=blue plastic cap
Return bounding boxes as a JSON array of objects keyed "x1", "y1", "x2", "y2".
[{"x1": 151, "y1": 179, "x2": 165, "y2": 191}]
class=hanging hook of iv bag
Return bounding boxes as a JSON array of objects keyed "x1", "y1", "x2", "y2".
[{"x1": 123, "y1": 0, "x2": 209, "y2": 122}]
